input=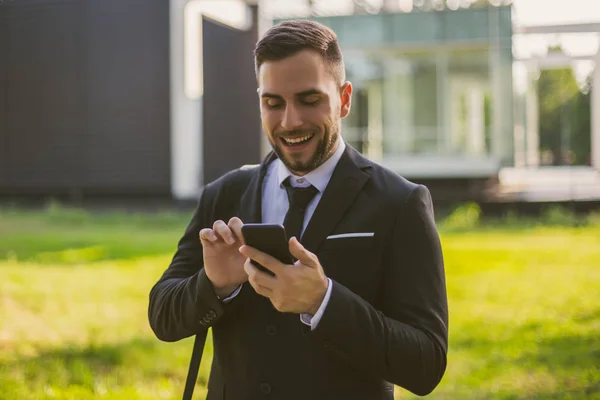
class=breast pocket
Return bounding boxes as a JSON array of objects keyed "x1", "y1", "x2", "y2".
[
  {"x1": 317, "y1": 235, "x2": 379, "y2": 300},
  {"x1": 321, "y1": 235, "x2": 375, "y2": 250}
]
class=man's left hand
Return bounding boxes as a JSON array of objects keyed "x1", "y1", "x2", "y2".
[{"x1": 239, "y1": 237, "x2": 328, "y2": 315}]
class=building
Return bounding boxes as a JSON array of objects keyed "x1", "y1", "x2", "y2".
[
  {"x1": 3, "y1": 0, "x2": 596, "y2": 204},
  {"x1": 512, "y1": 22, "x2": 600, "y2": 171},
  {"x1": 270, "y1": 5, "x2": 513, "y2": 200}
]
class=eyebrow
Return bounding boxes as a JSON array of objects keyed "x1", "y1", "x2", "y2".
[{"x1": 261, "y1": 89, "x2": 325, "y2": 99}]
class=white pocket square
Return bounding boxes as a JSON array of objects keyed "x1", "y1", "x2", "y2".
[{"x1": 326, "y1": 232, "x2": 375, "y2": 239}]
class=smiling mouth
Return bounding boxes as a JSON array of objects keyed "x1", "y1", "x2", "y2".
[{"x1": 281, "y1": 133, "x2": 315, "y2": 146}]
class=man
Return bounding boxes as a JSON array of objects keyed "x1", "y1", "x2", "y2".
[{"x1": 149, "y1": 19, "x2": 448, "y2": 399}]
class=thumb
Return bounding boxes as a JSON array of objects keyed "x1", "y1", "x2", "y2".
[{"x1": 289, "y1": 237, "x2": 317, "y2": 268}]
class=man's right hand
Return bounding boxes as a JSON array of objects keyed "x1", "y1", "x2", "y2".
[{"x1": 199, "y1": 217, "x2": 248, "y2": 298}]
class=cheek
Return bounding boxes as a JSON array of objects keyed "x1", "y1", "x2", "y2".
[
  {"x1": 306, "y1": 107, "x2": 332, "y2": 128},
  {"x1": 261, "y1": 111, "x2": 279, "y2": 132}
]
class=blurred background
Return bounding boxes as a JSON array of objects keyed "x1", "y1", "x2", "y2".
[{"x1": 1, "y1": 0, "x2": 599, "y2": 398}]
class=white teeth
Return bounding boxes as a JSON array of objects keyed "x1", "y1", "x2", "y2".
[{"x1": 283, "y1": 134, "x2": 313, "y2": 144}]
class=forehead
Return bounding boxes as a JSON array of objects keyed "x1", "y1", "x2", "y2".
[{"x1": 258, "y1": 50, "x2": 337, "y2": 95}]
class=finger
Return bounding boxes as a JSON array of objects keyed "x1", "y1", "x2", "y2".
[
  {"x1": 239, "y1": 245, "x2": 285, "y2": 275},
  {"x1": 199, "y1": 228, "x2": 218, "y2": 243},
  {"x1": 228, "y1": 217, "x2": 245, "y2": 244},
  {"x1": 244, "y1": 258, "x2": 278, "y2": 288},
  {"x1": 249, "y1": 280, "x2": 273, "y2": 297},
  {"x1": 213, "y1": 220, "x2": 235, "y2": 245},
  {"x1": 289, "y1": 237, "x2": 318, "y2": 268},
  {"x1": 244, "y1": 260, "x2": 276, "y2": 294}
]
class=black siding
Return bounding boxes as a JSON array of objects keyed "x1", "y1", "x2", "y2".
[
  {"x1": 0, "y1": 0, "x2": 170, "y2": 198},
  {"x1": 202, "y1": 9, "x2": 262, "y2": 185}
]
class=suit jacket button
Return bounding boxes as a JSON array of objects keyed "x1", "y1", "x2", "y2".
[
  {"x1": 266, "y1": 325, "x2": 277, "y2": 336},
  {"x1": 260, "y1": 383, "x2": 272, "y2": 394}
]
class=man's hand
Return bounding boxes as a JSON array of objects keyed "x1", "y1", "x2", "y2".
[
  {"x1": 239, "y1": 237, "x2": 328, "y2": 315},
  {"x1": 199, "y1": 217, "x2": 248, "y2": 298}
]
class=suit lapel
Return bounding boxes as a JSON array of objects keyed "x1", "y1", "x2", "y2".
[
  {"x1": 237, "y1": 152, "x2": 276, "y2": 224},
  {"x1": 301, "y1": 145, "x2": 372, "y2": 254},
  {"x1": 234, "y1": 153, "x2": 276, "y2": 306}
]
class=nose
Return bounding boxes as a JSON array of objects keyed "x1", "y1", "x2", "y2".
[{"x1": 281, "y1": 104, "x2": 303, "y2": 131}]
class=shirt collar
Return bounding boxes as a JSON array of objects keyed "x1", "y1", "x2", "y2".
[{"x1": 276, "y1": 138, "x2": 346, "y2": 192}]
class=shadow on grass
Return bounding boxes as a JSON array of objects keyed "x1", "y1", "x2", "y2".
[
  {"x1": 0, "y1": 207, "x2": 193, "y2": 264},
  {"x1": 1, "y1": 242, "x2": 177, "y2": 265},
  {"x1": 450, "y1": 318, "x2": 600, "y2": 398},
  {"x1": 0, "y1": 336, "x2": 210, "y2": 394},
  {"x1": 438, "y1": 202, "x2": 600, "y2": 235},
  {"x1": 3, "y1": 203, "x2": 599, "y2": 264},
  {"x1": 0, "y1": 227, "x2": 186, "y2": 264}
]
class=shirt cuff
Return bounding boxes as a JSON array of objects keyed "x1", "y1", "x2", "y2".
[
  {"x1": 219, "y1": 284, "x2": 242, "y2": 303},
  {"x1": 300, "y1": 278, "x2": 332, "y2": 330}
]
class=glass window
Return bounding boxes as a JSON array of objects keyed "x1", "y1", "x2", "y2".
[
  {"x1": 405, "y1": 55, "x2": 439, "y2": 155},
  {"x1": 342, "y1": 48, "x2": 493, "y2": 158},
  {"x1": 447, "y1": 49, "x2": 491, "y2": 156}
]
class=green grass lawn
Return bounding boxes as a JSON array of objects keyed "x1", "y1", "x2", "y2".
[{"x1": 1, "y1": 205, "x2": 599, "y2": 399}]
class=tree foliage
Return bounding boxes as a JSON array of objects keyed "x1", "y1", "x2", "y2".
[{"x1": 537, "y1": 62, "x2": 592, "y2": 166}]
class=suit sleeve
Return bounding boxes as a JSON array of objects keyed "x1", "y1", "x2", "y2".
[
  {"x1": 309, "y1": 184, "x2": 449, "y2": 396},
  {"x1": 148, "y1": 188, "x2": 226, "y2": 342}
]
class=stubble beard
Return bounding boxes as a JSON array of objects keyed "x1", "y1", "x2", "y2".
[{"x1": 271, "y1": 121, "x2": 340, "y2": 175}]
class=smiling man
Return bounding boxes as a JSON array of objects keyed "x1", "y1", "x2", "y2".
[
  {"x1": 258, "y1": 47, "x2": 346, "y2": 175},
  {"x1": 149, "y1": 20, "x2": 448, "y2": 400}
]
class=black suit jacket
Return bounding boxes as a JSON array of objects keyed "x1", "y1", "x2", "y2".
[{"x1": 149, "y1": 145, "x2": 448, "y2": 399}]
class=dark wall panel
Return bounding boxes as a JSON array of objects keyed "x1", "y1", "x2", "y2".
[
  {"x1": 3, "y1": 0, "x2": 84, "y2": 188},
  {"x1": 0, "y1": 0, "x2": 170, "y2": 197},
  {"x1": 83, "y1": 0, "x2": 170, "y2": 191},
  {"x1": 202, "y1": 11, "x2": 262, "y2": 185},
  {"x1": 0, "y1": 5, "x2": 7, "y2": 186}
]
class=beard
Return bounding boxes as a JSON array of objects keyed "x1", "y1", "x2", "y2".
[{"x1": 270, "y1": 121, "x2": 340, "y2": 175}]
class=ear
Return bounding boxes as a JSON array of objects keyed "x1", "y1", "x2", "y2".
[{"x1": 339, "y1": 81, "x2": 352, "y2": 119}]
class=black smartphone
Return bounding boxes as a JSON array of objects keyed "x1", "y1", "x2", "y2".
[{"x1": 241, "y1": 223, "x2": 294, "y2": 276}]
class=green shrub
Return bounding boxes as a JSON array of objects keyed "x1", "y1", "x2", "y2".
[{"x1": 440, "y1": 202, "x2": 482, "y2": 231}]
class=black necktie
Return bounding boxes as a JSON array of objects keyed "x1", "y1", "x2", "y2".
[{"x1": 282, "y1": 178, "x2": 319, "y2": 241}]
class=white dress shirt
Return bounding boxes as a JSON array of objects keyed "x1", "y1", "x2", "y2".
[{"x1": 223, "y1": 139, "x2": 346, "y2": 330}]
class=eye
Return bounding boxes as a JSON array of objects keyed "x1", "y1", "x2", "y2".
[
  {"x1": 301, "y1": 96, "x2": 321, "y2": 106},
  {"x1": 264, "y1": 99, "x2": 283, "y2": 109}
]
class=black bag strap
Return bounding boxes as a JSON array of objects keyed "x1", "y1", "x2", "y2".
[
  {"x1": 183, "y1": 329, "x2": 208, "y2": 400},
  {"x1": 181, "y1": 165, "x2": 259, "y2": 400}
]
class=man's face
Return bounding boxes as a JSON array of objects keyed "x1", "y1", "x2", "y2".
[{"x1": 257, "y1": 50, "x2": 352, "y2": 175}]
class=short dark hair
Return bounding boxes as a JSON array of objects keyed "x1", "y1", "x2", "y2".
[{"x1": 254, "y1": 20, "x2": 345, "y2": 85}]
